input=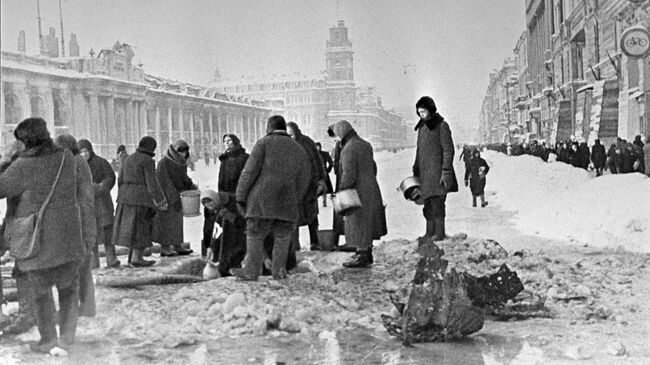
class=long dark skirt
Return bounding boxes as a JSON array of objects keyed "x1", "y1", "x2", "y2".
[
  {"x1": 470, "y1": 177, "x2": 486, "y2": 196},
  {"x1": 112, "y1": 203, "x2": 156, "y2": 249},
  {"x1": 152, "y1": 208, "x2": 184, "y2": 245}
]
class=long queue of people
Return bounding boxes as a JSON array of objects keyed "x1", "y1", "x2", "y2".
[{"x1": 477, "y1": 134, "x2": 650, "y2": 177}]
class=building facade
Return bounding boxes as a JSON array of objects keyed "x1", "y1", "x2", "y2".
[
  {"x1": 479, "y1": 0, "x2": 650, "y2": 146},
  {"x1": 1, "y1": 42, "x2": 277, "y2": 159},
  {"x1": 209, "y1": 20, "x2": 407, "y2": 151}
]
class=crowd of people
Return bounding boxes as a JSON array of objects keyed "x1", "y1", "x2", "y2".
[
  {"x1": 0, "y1": 94, "x2": 462, "y2": 353},
  {"x1": 477, "y1": 134, "x2": 650, "y2": 177}
]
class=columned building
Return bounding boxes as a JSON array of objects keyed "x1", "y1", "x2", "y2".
[{"x1": 1, "y1": 42, "x2": 277, "y2": 159}]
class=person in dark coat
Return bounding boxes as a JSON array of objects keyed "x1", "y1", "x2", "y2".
[
  {"x1": 0, "y1": 118, "x2": 94, "y2": 352},
  {"x1": 464, "y1": 149, "x2": 490, "y2": 208},
  {"x1": 113, "y1": 136, "x2": 168, "y2": 267},
  {"x1": 332, "y1": 120, "x2": 387, "y2": 268},
  {"x1": 77, "y1": 139, "x2": 120, "y2": 268},
  {"x1": 557, "y1": 142, "x2": 570, "y2": 164},
  {"x1": 153, "y1": 140, "x2": 196, "y2": 257},
  {"x1": 315, "y1": 142, "x2": 334, "y2": 207},
  {"x1": 328, "y1": 132, "x2": 347, "y2": 249},
  {"x1": 459, "y1": 145, "x2": 472, "y2": 178},
  {"x1": 633, "y1": 135, "x2": 645, "y2": 149},
  {"x1": 578, "y1": 142, "x2": 590, "y2": 170},
  {"x1": 606, "y1": 144, "x2": 618, "y2": 174},
  {"x1": 232, "y1": 115, "x2": 311, "y2": 280},
  {"x1": 111, "y1": 145, "x2": 129, "y2": 172},
  {"x1": 287, "y1": 122, "x2": 327, "y2": 251},
  {"x1": 568, "y1": 142, "x2": 581, "y2": 168},
  {"x1": 201, "y1": 134, "x2": 248, "y2": 263},
  {"x1": 591, "y1": 139, "x2": 606, "y2": 176},
  {"x1": 411, "y1": 96, "x2": 459, "y2": 241},
  {"x1": 54, "y1": 135, "x2": 97, "y2": 318},
  {"x1": 201, "y1": 134, "x2": 249, "y2": 259}
]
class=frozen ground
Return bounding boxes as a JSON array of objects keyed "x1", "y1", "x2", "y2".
[{"x1": 1, "y1": 147, "x2": 649, "y2": 364}]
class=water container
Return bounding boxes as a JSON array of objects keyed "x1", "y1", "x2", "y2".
[{"x1": 180, "y1": 190, "x2": 201, "y2": 217}]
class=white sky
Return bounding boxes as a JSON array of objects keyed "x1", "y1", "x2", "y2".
[{"x1": 1, "y1": 0, "x2": 525, "y2": 134}]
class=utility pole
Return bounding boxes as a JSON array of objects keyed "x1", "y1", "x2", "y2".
[
  {"x1": 36, "y1": 0, "x2": 44, "y2": 54},
  {"x1": 58, "y1": 0, "x2": 65, "y2": 57}
]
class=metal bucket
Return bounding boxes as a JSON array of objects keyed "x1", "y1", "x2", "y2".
[
  {"x1": 180, "y1": 190, "x2": 201, "y2": 217},
  {"x1": 332, "y1": 189, "x2": 362, "y2": 216},
  {"x1": 398, "y1": 176, "x2": 421, "y2": 199},
  {"x1": 317, "y1": 230, "x2": 339, "y2": 251}
]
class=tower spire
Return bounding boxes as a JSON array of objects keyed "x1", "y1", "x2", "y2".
[{"x1": 36, "y1": 0, "x2": 44, "y2": 54}]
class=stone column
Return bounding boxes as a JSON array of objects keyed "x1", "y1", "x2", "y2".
[
  {"x1": 208, "y1": 110, "x2": 214, "y2": 143},
  {"x1": 88, "y1": 92, "x2": 99, "y2": 145},
  {"x1": 106, "y1": 96, "x2": 115, "y2": 150},
  {"x1": 125, "y1": 99, "x2": 134, "y2": 147},
  {"x1": 189, "y1": 111, "x2": 195, "y2": 148},
  {"x1": 178, "y1": 106, "x2": 184, "y2": 141},
  {"x1": 42, "y1": 87, "x2": 55, "y2": 133},
  {"x1": 167, "y1": 106, "x2": 173, "y2": 145},
  {"x1": 139, "y1": 101, "x2": 147, "y2": 141},
  {"x1": 155, "y1": 106, "x2": 162, "y2": 147},
  {"x1": 198, "y1": 111, "x2": 205, "y2": 151}
]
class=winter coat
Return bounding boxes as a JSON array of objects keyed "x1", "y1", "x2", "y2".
[
  {"x1": 116, "y1": 149, "x2": 166, "y2": 208},
  {"x1": 319, "y1": 150, "x2": 334, "y2": 194},
  {"x1": 578, "y1": 143, "x2": 590, "y2": 170},
  {"x1": 290, "y1": 127, "x2": 326, "y2": 225},
  {"x1": 464, "y1": 156, "x2": 489, "y2": 196},
  {"x1": 218, "y1": 145, "x2": 249, "y2": 193},
  {"x1": 236, "y1": 131, "x2": 311, "y2": 223},
  {"x1": 0, "y1": 142, "x2": 94, "y2": 272},
  {"x1": 413, "y1": 114, "x2": 459, "y2": 199},
  {"x1": 338, "y1": 129, "x2": 387, "y2": 241},
  {"x1": 85, "y1": 151, "x2": 116, "y2": 227},
  {"x1": 152, "y1": 144, "x2": 195, "y2": 245},
  {"x1": 591, "y1": 142, "x2": 606, "y2": 168}
]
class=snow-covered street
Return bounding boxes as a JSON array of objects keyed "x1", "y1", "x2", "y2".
[{"x1": 1, "y1": 147, "x2": 649, "y2": 364}]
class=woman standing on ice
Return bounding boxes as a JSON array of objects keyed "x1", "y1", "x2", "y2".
[
  {"x1": 113, "y1": 136, "x2": 168, "y2": 267},
  {"x1": 412, "y1": 96, "x2": 458, "y2": 241},
  {"x1": 464, "y1": 150, "x2": 490, "y2": 208},
  {"x1": 153, "y1": 139, "x2": 196, "y2": 257},
  {"x1": 332, "y1": 120, "x2": 387, "y2": 268}
]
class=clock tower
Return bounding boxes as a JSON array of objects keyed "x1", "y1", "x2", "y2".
[{"x1": 326, "y1": 20, "x2": 356, "y2": 110}]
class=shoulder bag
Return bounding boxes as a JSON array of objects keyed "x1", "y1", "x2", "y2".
[{"x1": 6, "y1": 153, "x2": 66, "y2": 260}]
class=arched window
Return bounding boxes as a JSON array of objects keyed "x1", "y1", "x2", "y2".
[
  {"x1": 30, "y1": 96, "x2": 45, "y2": 117},
  {"x1": 4, "y1": 92, "x2": 22, "y2": 125}
]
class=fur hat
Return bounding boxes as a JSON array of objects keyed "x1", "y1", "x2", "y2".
[
  {"x1": 415, "y1": 96, "x2": 437, "y2": 116},
  {"x1": 14, "y1": 117, "x2": 51, "y2": 148},
  {"x1": 266, "y1": 115, "x2": 287, "y2": 132},
  {"x1": 138, "y1": 136, "x2": 157, "y2": 154},
  {"x1": 54, "y1": 134, "x2": 80, "y2": 155}
]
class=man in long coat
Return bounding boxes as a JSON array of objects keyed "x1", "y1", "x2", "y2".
[
  {"x1": 233, "y1": 115, "x2": 311, "y2": 280},
  {"x1": 287, "y1": 122, "x2": 327, "y2": 251},
  {"x1": 412, "y1": 96, "x2": 458, "y2": 241}
]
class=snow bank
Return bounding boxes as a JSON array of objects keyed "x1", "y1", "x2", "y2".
[{"x1": 483, "y1": 150, "x2": 650, "y2": 252}]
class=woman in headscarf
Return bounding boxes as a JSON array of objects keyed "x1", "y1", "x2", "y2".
[
  {"x1": 54, "y1": 134, "x2": 97, "y2": 318},
  {"x1": 0, "y1": 118, "x2": 94, "y2": 352},
  {"x1": 153, "y1": 139, "x2": 196, "y2": 257},
  {"x1": 331, "y1": 120, "x2": 387, "y2": 268},
  {"x1": 113, "y1": 136, "x2": 168, "y2": 267}
]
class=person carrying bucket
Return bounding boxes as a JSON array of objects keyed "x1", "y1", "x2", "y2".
[{"x1": 153, "y1": 139, "x2": 197, "y2": 257}]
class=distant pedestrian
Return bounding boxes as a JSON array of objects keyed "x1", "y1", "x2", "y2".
[
  {"x1": 606, "y1": 144, "x2": 618, "y2": 174},
  {"x1": 591, "y1": 139, "x2": 606, "y2": 176},
  {"x1": 411, "y1": 96, "x2": 458, "y2": 241},
  {"x1": 232, "y1": 115, "x2": 311, "y2": 280},
  {"x1": 464, "y1": 149, "x2": 489, "y2": 208},
  {"x1": 113, "y1": 136, "x2": 168, "y2": 267},
  {"x1": 633, "y1": 135, "x2": 645, "y2": 149}
]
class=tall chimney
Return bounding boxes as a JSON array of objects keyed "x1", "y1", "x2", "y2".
[{"x1": 18, "y1": 30, "x2": 26, "y2": 53}]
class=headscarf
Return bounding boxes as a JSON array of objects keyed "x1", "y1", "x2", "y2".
[{"x1": 332, "y1": 120, "x2": 354, "y2": 140}]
